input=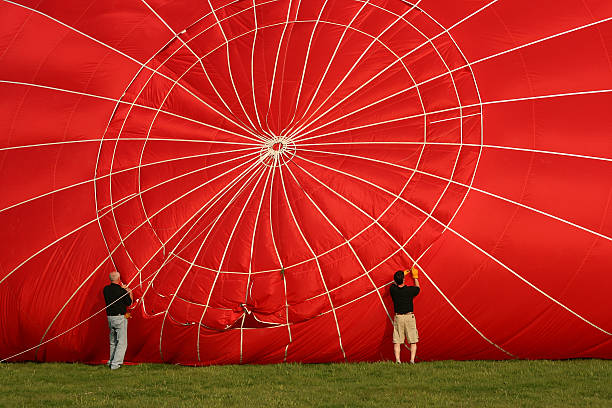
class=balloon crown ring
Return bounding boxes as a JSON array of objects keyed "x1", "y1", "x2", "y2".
[{"x1": 259, "y1": 137, "x2": 297, "y2": 167}]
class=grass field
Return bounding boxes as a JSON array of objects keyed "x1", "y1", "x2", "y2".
[{"x1": 1, "y1": 360, "x2": 611, "y2": 407}]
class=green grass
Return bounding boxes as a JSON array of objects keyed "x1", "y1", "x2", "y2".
[{"x1": 1, "y1": 360, "x2": 610, "y2": 407}]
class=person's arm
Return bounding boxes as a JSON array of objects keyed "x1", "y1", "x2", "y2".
[
  {"x1": 121, "y1": 283, "x2": 133, "y2": 303},
  {"x1": 411, "y1": 267, "x2": 420, "y2": 288}
]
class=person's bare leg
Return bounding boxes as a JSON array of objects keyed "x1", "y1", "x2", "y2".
[
  {"x1": 409, "y1": 343, "x2": 417, "y2": 363},
  {"x1": 394, "y1": 343, "x2": 401, "y2": 363}
]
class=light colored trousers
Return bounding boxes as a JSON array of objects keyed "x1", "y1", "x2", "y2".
[{"x1": 107, "y1": 315, "x2": 128, "y2": 369}]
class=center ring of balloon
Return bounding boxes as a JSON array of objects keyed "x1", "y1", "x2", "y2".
[{"x1": 259, "y1": 137, "x2": 297, "y2": 167}]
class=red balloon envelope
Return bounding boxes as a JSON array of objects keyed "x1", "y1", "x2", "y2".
[{"x1": 1, "y1": 0, "x2": 611, "y2": 364}]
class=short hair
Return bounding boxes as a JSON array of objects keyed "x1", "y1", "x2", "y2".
[
  {"x1": 394, "y1": 270, "x2": 404, "y2": 285},
  {"x1": 109, "y1": 271, "x2": 120, "y2": 282}
]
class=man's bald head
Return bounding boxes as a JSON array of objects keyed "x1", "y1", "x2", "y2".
[{"x1": 109, "y1": 271, "x2": 120, "y2": 283}]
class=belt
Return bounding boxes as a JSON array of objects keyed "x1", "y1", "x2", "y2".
[
  {"x1": 396, "y1": 312, "x2": 414, "y2": 315},
  {"x1": 107, "y1": 313, "x2": 124, "y2": 316}
]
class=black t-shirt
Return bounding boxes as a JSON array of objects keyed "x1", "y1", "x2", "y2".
[
  {"x1": 389, "y1": 284, "x2": 420, "y2": 314},
  {"x1": 103, "y1": 283, "x2": 132, "y2": 316}
]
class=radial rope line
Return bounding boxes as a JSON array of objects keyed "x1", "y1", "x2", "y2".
[
  {"x1": 282, "y1": 0, "x2": 378, "y2": 135},
  {"x1": 274, "y1": 3, "x2": 305, "y2": 134},
  {"x1": 289, "y1": 1, "x2": 475, "y2": 299},
  {"x1": 284, "y1": 19, "x2": 427, "y2": 140},
  {"x1": 101, "y1": 149, "x2": 261, "y2": 243},
  {"x1": 195, "y1": 163, "x2": 270, "y2": 361},
  {"x1": 284, "y1": 0, "x2": 331, "y2": 130},
  {"x1": 189, "y1": 0, "x2": 278, "y2": 135},
  {"x1": 287, "y1": 160, "x2": 516, "y2": 357},
  {"x1": 296, "y1": 155, "x2": 612, "y2": 336},
  {"x1": 277, "y1": 160, "x2": 347, "y2": 360},
  {"x1": 90, "y1": 32, "x2": 179, "y2": 279},
  {"x1": 283, "y1": 164, "x2": 394, "y2": 323},
  {"x1": 291, "y1": 12, "x2": 612, "y2": 140},
  {"x1": 284, "y1": 0, "x2": 422, "y2": 138},
  {"x1": 0, "y1": 145, "x2": 258, "y2": 216},
  {"x1": 293, "y1": 85, "x2": 612, "y2": 145},
  {"x1": 0, "y1": 80, "x2": 262, "y2": 144},
  {"x1": 139, "y1": 0, "x2": 262, "y2": 135},
  {"x1": 297, "y1": 141, "x2": 612, "y2": 164},
  {"x1": 267, "y1": 155, "x2": 294, "y2": 361},
  {"x1": 127, "y1": 21, "x2": 266, "y2": 268},
  {"x1": 136, "y1": 155, "x2": 271, "y2": 319},
  {"x1": 248, "y1": 0, "x2": 274, "y2": 138},
  {"x1": 0, "y1": 137, "x2": 261, "y2": 153},
  {"x1": 159, "y1": 165, "x2": 267, "y2": 356},
  {"x1": 166, "y1": 157, "x2": 277, "y2": 260},
  {"x1": 1, "y1": 0, "x2": 265, "y2": 140},
  {"x1": 282, "y1": 17, "x2": 445, "y2": 141},
  {"x1": 39, "y1": 154, "x2": 266, "y2": 347},
  {"x1": 37, "y1": 151, "x2": 267, "y2": 354},
  {"x1": 240, "y1": 159, "x2": 276, "y2": 363},
  {"x1": 0, "y1": 153, "x2": 260, "y2": 288},
  {"x1": 286, "y1": 0, "x2": 489, "y2": 138},
  {"x1": 137, "y1": 154, "x2": 268, "y2": 294},
  {"x1": 292, "y1": 79, "x2": 612, "y2": 143},
  {"x1": 157, "y1": 160, "x2": 268, "y2": 360},
  {"x1": 296, "y1": 147, "x2": 612, "y2": 243},
  {"x1": 264, "y1": 0, "x2": 295, "y2": 134},
  {"x1": 284, "y1": 0, "x2": 423, "y2": 136},
  {"x1": 206, "y1": 0, "x2": 261, "y2": 134},
  {"x1": 257, "y1": 14, "x2": 434, "y2": 232},
  {"x1": 24, "y1": 150, "x2": 265, "y2": 358},
  {"x1": 102, "y1": 0, "x2": 282, "y2": 279}
]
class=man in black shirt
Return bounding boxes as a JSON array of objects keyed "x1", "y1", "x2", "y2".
[
  {"x1": 103, "y1": 271, "x2": 132, "y2": 370},
  {"x1": 389, "y1": 267, "x2": 420, "y2": 364}
]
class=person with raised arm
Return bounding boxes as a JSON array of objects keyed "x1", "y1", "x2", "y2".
[{"x1": 390, "y1": 266, "x2": 420, "y2": 364}]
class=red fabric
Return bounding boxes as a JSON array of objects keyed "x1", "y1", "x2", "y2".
[{"x1": 1, "y1": 0, "x2": 611, "y2": 364}]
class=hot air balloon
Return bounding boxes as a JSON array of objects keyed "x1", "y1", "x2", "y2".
[{"x1": 1, "y1": 0, "x2": 611, "y2": 365}]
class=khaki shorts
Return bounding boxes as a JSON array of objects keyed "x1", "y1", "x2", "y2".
[{"x1": 393, "y1": 313, "x2": 418, "y2": 344}]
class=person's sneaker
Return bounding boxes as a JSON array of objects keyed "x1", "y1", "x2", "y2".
[{"x1": 110, "y1": 365, "x2": 121, "y2": 370}]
